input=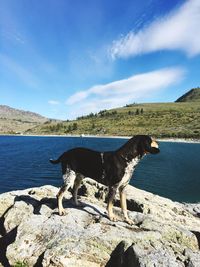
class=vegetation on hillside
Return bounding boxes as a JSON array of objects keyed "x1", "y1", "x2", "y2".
[{"x1": 27, "y1": 101, "x2": 200, "y2": 139}]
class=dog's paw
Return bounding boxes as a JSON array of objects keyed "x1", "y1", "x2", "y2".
[
  {"x1": 59, "y1": 209, "x2": 67, "y2": 216},
  {"x1": 109, "y1": 215, "x2": 118, "y2": 222},
  {"x1": 124, "y1": 217, "x2": 135, "y2": 225}
]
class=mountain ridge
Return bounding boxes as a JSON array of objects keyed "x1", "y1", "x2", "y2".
[
  {"x1": 0, "y1": 105, "x2": 47, "y2": 122},
  {"x1": 0, "y1": 105, "x2": 48, "y2": 134}
]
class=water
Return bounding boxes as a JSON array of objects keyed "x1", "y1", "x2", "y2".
[{"x1": 0, "y1": 135, "x2": 199, "y2": 203}]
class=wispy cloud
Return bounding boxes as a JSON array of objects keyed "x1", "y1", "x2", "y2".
[
  {"x1": 0, "y1": 2, "x2": 58, "y2": 78},
  {"x1": 0, "y1": 53, "x2": 39, "y2": 88},
  {"x1": 110, "y1": 0, "x2": 200, "y2": 59},
  {"x1": 2, "y1": 29, "x2": 26, "y2": 45},
  {"x1": 0, "y1": 1, "x2": 27, "y2": 46},
  {"x1": 66, "y1": 67, "x2": 185, "y2": 118},
  {"x1": 48, "y1": 100, "x2": 60, "y2": 105}
]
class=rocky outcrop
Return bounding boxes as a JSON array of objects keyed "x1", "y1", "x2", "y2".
[{"x1": 0, "y1": 179, "x2": 200, "y2": 267}]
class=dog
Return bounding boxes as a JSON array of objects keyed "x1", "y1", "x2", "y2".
[{"x1": 50, "y1": 135, "x2": 160, "y2": 224}]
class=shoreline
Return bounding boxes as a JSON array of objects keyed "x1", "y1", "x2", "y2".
[{"x1": 1, "y1": 133, "x2": 200, "y2": 143}]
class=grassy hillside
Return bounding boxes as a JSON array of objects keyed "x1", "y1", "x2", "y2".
[
  {"x1": 2, "y1": 88, "x2": 200, "y2": 138},
  {"x1": 27, "y1": 101, "x2": 200, "y2": 139},
  {"x1": 0, "y1": 105, "x2": 48, "y2": 134}
]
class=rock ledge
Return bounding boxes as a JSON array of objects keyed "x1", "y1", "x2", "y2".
[{"x1": 0, "y1": 179, "x2": 200, "y2": 267}]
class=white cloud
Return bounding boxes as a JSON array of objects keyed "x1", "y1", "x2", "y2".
[
  {"x1": 48, "y1": 100, "x2": 60, "y2": 105},
  {"x1": 110, "y1": 0, "x2": 200, "y2": 59},
  {"x1": 66, "y1": 67, "x2": 185, "y2": 118}
]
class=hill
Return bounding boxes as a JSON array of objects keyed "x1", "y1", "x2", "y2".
[
  {"x1": 26, "y1": 88, "x2": 200, "y2": 139},
  {"x1": 175, "y1": 87, "x2": 200, "y2": 102},
  {"x1": 27, "y1": 101, "x2": 200, "y2": 139},
  {"x1": 0, "y1": 105, "x2": 48, "y2": 134},
  {"x1": 1, "y1": 88, "x2": 200, "y2": 138}
]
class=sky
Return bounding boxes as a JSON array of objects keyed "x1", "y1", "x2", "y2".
[{"x1": 0, "y1": 0, "x2": 200, "y2": 120}]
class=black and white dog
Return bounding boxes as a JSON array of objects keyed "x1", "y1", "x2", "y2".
[{"x1": 50, "y1": 135, "x2": 160, "y2": 224}]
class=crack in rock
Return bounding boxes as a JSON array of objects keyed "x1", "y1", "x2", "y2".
[{"x1": 0, "y1": 226, "x2": 18, "y2": 267}]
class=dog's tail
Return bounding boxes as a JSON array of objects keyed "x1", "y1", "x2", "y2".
[
  {"x1": 49, "y1": 158, "x2": 60, "y2": 164},
  {"x1": 50, "y1": 152, "x2": 67, "y2": 164}
]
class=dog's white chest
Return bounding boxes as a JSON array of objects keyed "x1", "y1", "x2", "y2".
[{"x1": 118, "y1": 157, "x2": 139, "y2": 187}]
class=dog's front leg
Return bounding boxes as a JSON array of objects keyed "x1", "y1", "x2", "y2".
[
  {"x1": 107, "y1": 186, "x2": 117, "y2": 222},
  {"x1": 119, "y1": 186, "x2": 134, "y2": 225},
  {"x1": 57, "y1": 185, "x2": 67, "y2": 216}
]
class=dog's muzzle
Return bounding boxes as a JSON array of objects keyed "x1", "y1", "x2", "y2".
[
  {"x1": 149, "y1": 147, "x2": 160, "y2": 154},
  {"x1": 149, "y1": 140, "x2": 160, "y2": 154}
]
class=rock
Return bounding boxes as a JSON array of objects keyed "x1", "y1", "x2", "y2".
[
  {"x1": 182, "y1": 203, "x2": 200, "y2": 218},
  {"x1": 0, "y1": 180, "x2": 200, "y2": 267}
]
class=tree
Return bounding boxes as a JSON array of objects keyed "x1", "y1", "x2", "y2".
[
  {"x1": 67, "y1": 125, "x2": 72, "y2": 132},
  {"x1": 128, "y1": 111, "x2": 134, "y2": 115},
  {"x1": 72, "y1": 123, "x2": 78, "y2": 130}
]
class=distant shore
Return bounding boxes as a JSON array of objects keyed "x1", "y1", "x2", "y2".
[
  {"x1": 1, "y1": 133, "x2": 200, "y2": 143},
  {"x1": 157, "y1": 138, "x2": 200, "y2": 143}
]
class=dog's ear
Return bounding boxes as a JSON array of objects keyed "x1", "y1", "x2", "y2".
[{"x1": 137, "y1": 136, "x2": 149, "y2": 156}]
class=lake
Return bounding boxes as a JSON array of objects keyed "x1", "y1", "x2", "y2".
[{"x1": 0, "y1": 135, "x2": 199, "y2": 203}]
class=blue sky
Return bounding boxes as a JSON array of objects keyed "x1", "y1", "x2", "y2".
[{"x1": 0, "y1": 0, "x2": 200, "y2": 119}]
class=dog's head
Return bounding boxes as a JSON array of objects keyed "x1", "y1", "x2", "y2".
[{"x1": 136, "y1": 135, "x2": 160, "y2": 156}]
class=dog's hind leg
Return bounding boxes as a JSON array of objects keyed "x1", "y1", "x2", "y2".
[
  {"x1": 119, "y1": 185, "x2": 134, "y2": 225},
  {"x1": 72, "y1": 174, "x2": 84, "y2": 206},
  {"x1": 107, "y1": 186, "x2": 117, "y2": 222},
  {"x1": 57, "y1": 169, "x2": 76, "y2": 216},
  {"x1": 57, "y1": 185, "x2": 67, "y2": 216}
]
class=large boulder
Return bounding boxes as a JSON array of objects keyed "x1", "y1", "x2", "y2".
[{"x1": 0, "y1": 179, "x2": 200, "y2": 267}]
